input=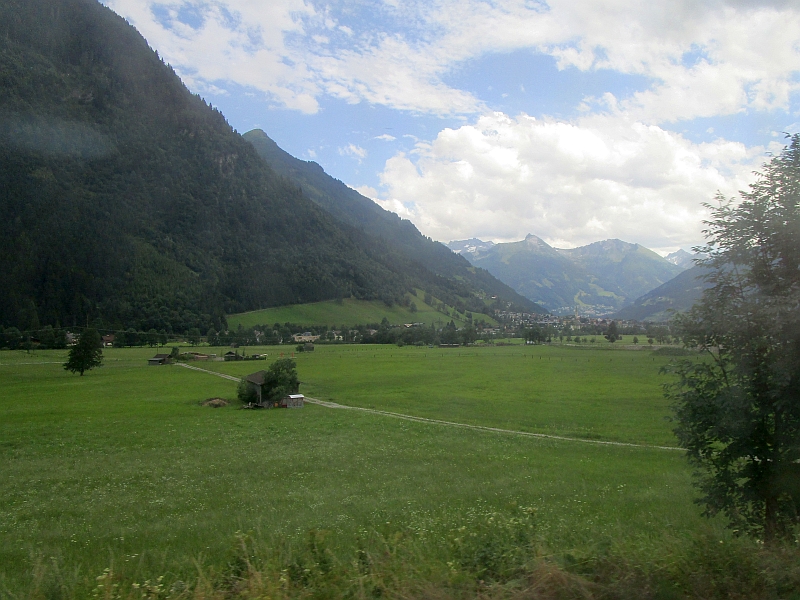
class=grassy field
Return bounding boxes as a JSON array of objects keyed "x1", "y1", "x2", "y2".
[
  {"x1": 226, "y1": 295, "x2": 497, "y2": 330},
  {"x1": 209, "y1": 343, "x2": 679, "y2": 446},
  {"x1": 1, "y1": 345, "x2": 793, "y2": 598}
]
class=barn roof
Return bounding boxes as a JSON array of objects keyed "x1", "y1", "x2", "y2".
[{"x1": 245, "y1": 370, "x2": 266, "y2": 385}]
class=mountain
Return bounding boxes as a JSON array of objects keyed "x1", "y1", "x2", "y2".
[
  {"x1": 447, "y1": 238, "x2": 496, "y2": 258},
  {"x1": 665, "y1": 249, "x2": 697, "y2": 269},
  {"x1": 243, "y1": 130, "x2": 544, "y2": 314},
  {"x1": 448, "y1": 236, "x2": 684, "y2": 315},
  {"x1": 557, "y1": 239, "x2": 684, "y2": 302},
  {"x1": 0, "y1": 0, "x2": 540, "y2": 333},
  {"x1": 613, "y1": 265, "x2": 711, "y2": 321},
  {"x1": 451, "y1": 234, "x2": 624, "y2": 314}
]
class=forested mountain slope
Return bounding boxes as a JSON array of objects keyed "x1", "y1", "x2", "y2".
[
  {"x1": 243, "y1": 130, "x2": 543, "y2": 314},
  {"x1": 613, "y1": 265, "x2": 711, "y2": 321},
  {"x1": 0, "y1": 0, "x2": 537, "y2": 333}
]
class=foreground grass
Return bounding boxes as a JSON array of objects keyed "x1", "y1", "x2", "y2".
[{"x1": 1, "y1": 347, "x2": 797, "y2": 599}]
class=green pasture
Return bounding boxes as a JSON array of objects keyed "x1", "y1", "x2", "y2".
[
  {"x1": 226, "y1": 295, "x2": 497, "y2": 330},
  {"x1": 0, "y1": 344, "x2": 714, "y2": 596},
  {"x1": 208, "y1": 343, "x2": 679, "y2": 446}
]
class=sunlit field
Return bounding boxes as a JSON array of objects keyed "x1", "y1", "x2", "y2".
[
  {"x1": 1, "y1": 344, "x2": 792, "y2": 598},
  {"x1": 226, "y1": 294, "x2": 497, "y2": 330}
]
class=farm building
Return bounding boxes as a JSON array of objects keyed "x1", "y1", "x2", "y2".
[
  {"x1": 244, "y1": 371, "x2": 266, "y2": 404},
  {"x1": 283, "y1": 394, "x2": 304, "y2": 408},
  {"x1": 292, "y1": 332, "x2": 320, "y2": 343},
  {"x1": 148, "y1": 354, "x2": 171, "y2": 365}
]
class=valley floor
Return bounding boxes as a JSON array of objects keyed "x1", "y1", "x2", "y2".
[{"x1": 1, "y1": 345, "x2": 796, "y2": 599}]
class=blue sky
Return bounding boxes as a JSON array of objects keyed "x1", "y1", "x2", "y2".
[{"x1": 105, "y1": 0, "x2": 800, "y2": 253}]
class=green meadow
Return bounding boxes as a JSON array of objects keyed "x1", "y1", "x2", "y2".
[
  {"x1": 1, "y1": 345, "x2": 795, "y2": 598},
  {"x1": 226, "y1": 294, "x2": 497, "y2": 330}
]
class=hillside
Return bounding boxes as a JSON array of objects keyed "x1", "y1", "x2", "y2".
[
  {"x1": 613, "y1": 265, "x2": 711, "y2": 321},
  {"x1": 449, "y1": 235, "x2": 683, "y2": 315},
  {"x1": 0, "y1": 0, "x2": 539, "y2": 334},
  {"x1": 227, "y1": 294, "x2": 497, "y2": 330},
  {"x1": 557, "y1": 239, "x2": 684, "y2": 301},
  {"x1": 243, "y1": 130, "x2": 544, "y2": 314}
]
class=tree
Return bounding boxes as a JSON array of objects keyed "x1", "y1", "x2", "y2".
[
  {"x1": 440, "y1": 320, "x2": 459, "y2": 345},
  {"x1": 40, "y1": 325, "x2": 56, "y2": 349},
  {"x1": 664, "y1": 135, "x2": 800, "y2": 541},
  {"x1": 261, "y1": 359, "x2": 300, "y2": 405},
  {"x1": 604, "y1": 321, "x2": 619, "y2": 343},
  {"x1": 64, "y1": 328, "x2": 103, "y2": 376}
]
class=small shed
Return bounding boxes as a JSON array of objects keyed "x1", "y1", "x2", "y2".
[
  {"x1": 282, "y1": 394, "x2": 304, "y2": 408},
  {"x1": 148, "y1": 354, "x2": 171, "y2": 366},
  {"x1": 224, "y1": 351, "x2": 238, "y2": 362},
  {"x1": 244, "y1": 370, "x2": 266, "y2": 404}
]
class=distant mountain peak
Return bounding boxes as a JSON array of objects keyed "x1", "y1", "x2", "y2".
[
  {"x1": 446, "y1": 238, "x2": 496, "y2": 257},
  {"x1": 524, "y1": 233, "x2": 549, "y2": 247},
  {"x1": 665, "y1": 249, "x2": 697, "y2": 269},
  {"x1": 455, "y1": 233, "x2": 684, "y2": 315}
]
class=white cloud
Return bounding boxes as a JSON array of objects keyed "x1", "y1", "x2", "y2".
[
  {"x1": 354, "y1": 185, "x2": 378, "y2": 198},
  {"x1": 339, "y1": 143, "x2": 367, "y2": 161},
  {"x1": 105, "y1": 0, "x2": 322, "y2": 112},
  {"x1": 376, "y1": 111, "x2": 776, "y2": 249},
  {"x1": 374, "y1": 134, "x2": 396, "y2": 141},
  {"x1": 103, "y1": 1, "x2": 800, "y2": 121},
  {"x1": 101, "y1": 1, "x2": 799, "y2": 251}
]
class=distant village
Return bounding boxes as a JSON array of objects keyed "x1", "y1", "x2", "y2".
[{"x1": 0, "y1": 304, "x2": 675, "y2": 352}]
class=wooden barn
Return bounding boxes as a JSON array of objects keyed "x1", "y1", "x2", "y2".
[
  {"x1": 244, "y1": 370, "x2": 266, "y2": 404},
  {"x1": 148, "y1": 354, "x2": 171, "y2": 365}
]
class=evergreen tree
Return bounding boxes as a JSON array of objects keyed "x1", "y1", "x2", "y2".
[
  {"x1": 63, "y1": 329, "x2": 103, "y2": 376},
  {"x1": 605, "y1": 321, "x2": 619, "y2": 343}
]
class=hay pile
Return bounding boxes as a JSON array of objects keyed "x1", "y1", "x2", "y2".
[{"x1": 201, "y1": 398, "x2": 228, "y2": 408}]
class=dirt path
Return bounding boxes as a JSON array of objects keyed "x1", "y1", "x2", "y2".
[{"x1": 177, "y1": 362, "x2": 682, "y2": 452}]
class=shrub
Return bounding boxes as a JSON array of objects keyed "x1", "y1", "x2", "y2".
[{"x1": 237, "y1": 378, "x2": 257, "y2": 404}]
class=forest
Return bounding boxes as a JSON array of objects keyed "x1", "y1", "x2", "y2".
[{"x1": 0, "y1": 0, "x2": 534, "y2": 336}]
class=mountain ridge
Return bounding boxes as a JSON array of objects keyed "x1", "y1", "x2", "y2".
[
  {"x1": 0, "y1": 0, "x2": 540, "y2": 333},
  {"x1": 448, "y1": 235, "x2": 684, "y2": 314},
  {"x1": 613, "y1": 265, "x2": 711, "y2": 321},
  {"x1": 243, "y1": 129, "x2": 545, "y2": 315}
]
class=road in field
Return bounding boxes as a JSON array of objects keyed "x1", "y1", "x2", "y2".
[{"x1": 177, "y1": 362, "x2": 683, "y2": 452}]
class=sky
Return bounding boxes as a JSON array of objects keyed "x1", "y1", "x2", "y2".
[{"x1": 103, "y1": 0, "x2": 800, "y2": 254}]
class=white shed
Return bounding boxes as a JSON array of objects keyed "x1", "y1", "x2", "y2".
[{"x1": 282, "y1": 394, "x2": 304, "y2": 408}]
